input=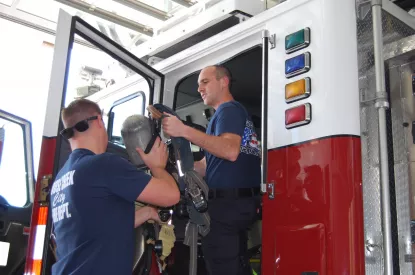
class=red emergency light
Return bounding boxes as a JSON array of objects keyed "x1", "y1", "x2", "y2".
[{"x1": 285, "y1": 103, "x2": 312, "y2": 129}]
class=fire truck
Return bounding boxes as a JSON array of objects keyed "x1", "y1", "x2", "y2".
[{"x1": 1, "y1": 0, "x2": 415, "y2": 274}]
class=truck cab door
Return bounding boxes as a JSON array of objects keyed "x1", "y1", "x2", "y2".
[
  {"x1": 0, "y1": 110, "x2": 35, "y2": 275},
  {"x1": 24, "y1": 9, "x2": 165, "y2": 275}
]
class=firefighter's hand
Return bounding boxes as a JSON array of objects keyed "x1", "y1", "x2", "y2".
[
  {"x1": 162, "y1": 113, "x2": 186, "y2": 138},
  {"x1": 136, "y1": 137, "x2": 168, "y2": 169},
  {"x1": 135, "y1": 206, "x2": 162, "y2": 227},
  {"x1": 147, "y1": 206, "x2": 162, "y2": 224}
]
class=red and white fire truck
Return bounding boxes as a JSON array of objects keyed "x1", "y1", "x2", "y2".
[{"x1": 1, "y1": 0, "x2": 415, "y2": 274}]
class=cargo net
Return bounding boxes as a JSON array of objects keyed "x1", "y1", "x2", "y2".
[{"x1": 357, "y1": 6, "x2": 415, "y2": 275}]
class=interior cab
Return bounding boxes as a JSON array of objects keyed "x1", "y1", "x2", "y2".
[{"x1": 170, "y1": 46, "x2": 264, "y2": 273}]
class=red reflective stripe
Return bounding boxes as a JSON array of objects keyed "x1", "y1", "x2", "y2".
[{"x1": 25, "y1": 137, "x2": 57, "y2": 275}]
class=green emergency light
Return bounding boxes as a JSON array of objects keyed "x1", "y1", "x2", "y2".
[{"x1": 285, "y1": 27, "x2": 310, "y2": 54}]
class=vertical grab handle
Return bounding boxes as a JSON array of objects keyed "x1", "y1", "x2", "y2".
[{"x1": 261, "y1": 30, "x2": 270, "y2": 196}]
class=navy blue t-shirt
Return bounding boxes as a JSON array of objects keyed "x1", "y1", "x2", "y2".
[
  {"x1": 50, "y1": 149, "x2": 151, "y2": 275},
  {"x1": 205, "y1": 101, "x2": 261, "y2": 189}
]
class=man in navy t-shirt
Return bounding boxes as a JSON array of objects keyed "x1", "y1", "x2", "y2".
[
  {"x1": 50, "y1": 99, "x2": 179, "y2": 274},
  {"x1": 162, "y1": 65, "x2": 260, "y2": 275}
]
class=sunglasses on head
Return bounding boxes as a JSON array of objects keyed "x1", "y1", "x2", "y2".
[{"x1": 60, "y1": 116, "x2": 98, "y2": 139}]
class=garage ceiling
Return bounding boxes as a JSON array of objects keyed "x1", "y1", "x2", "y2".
[{"x1": 0, "y1": 0, "x2": 196, "y2": 49}]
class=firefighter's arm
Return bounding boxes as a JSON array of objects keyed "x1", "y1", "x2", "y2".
[
  {"x1": 136, "y1": 138, "x2": 180, "y2": 207},
  {"x1": 162, "y1": 111, "x2": 242, "y2": 162},
  {"x1": 184, "y1": 128, "x2": 241, "y2": 161},
  {"x1": 138, "y1": 169, "x2": 180, "y2": 207},
  {"x1": 194, "y1": 157, "x2": 206, "y2": 176}
]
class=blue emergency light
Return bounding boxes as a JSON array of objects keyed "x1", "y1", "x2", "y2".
[{"x1": 285, "y1": 52, "x2": 311, "y2": 78}]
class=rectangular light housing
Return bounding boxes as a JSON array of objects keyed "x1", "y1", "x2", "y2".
[
  {"x1": 285, "y1": 103, "x2": 312, "y2": 129},
  {"x1": 285, "y1": 77, "x2": 311, "y2": 103},
  {"x1": 285, "y1": 28, "x2": 310, "y2": 54},
  {"x1": 285, "y1": 52, "x2": 311, "y2": 78}
]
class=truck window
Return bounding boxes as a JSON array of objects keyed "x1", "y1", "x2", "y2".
[
  {"x1": 0, "y1": 118, "x2": 29, "y2": 207},
  {"x1": 108, "y1": 92, "x2": 146, "y2": 147}
]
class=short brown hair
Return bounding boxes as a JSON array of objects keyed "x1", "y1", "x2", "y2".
[
  {"x1": 213, "y1": 65, "x2": 232, "y2": 89},
  {"x1": 61, "y1": 99, "x2": 101, "y2": 128}
]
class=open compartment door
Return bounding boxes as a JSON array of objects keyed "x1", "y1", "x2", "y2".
[{"x1": 24, "y1": 9, "x2": 165, "y2": 275}]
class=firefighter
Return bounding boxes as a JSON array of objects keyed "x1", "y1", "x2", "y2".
[
  {"x1": 162, "y1": 65, "x2": 261, "y2": 275},
  {"x1": 50, "y1": 99, "x2": 179, "y2": 275}
]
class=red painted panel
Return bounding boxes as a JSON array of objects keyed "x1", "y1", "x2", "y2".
[
  {"x1": 262, "y1": 136, "x2": 364, "y2": 275},
  {"x1": 24, "y1": 137, "x2": 57, "y2": 274},
  {"x1": 275, "y1": 224, "x2": 325, "y2": 273},
  {"x1": 35, "y1": 137, "x2": 57, "y2": 184}
]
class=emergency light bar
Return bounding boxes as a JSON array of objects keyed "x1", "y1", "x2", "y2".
[
  {"x1": 285, "y1": 103, "x2": 312, "y2": 129},
  {"x1": 285, "y1": 77, "x2": 311, "y2": 103},
  {"x1": 284, "y1": 28, "x2": 312, "y2": 128},
  {"x1": 285, "y1": 27, "x2": 310, "y2": 54}
]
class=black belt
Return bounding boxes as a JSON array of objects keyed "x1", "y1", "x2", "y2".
[{"x1": 208, "y1": 187, "x2": 260, "y2": 199}]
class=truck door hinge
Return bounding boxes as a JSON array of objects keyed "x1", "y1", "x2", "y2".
[
  {"x1": 262, "y1": 181, "x2": 275, "y2": 200},
  {"x1": 269, "y1": 34, "x2": 276, "y2": 49},
  {"x1": 39, "y1": 174, "x2": 52, "y2": 205}
]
